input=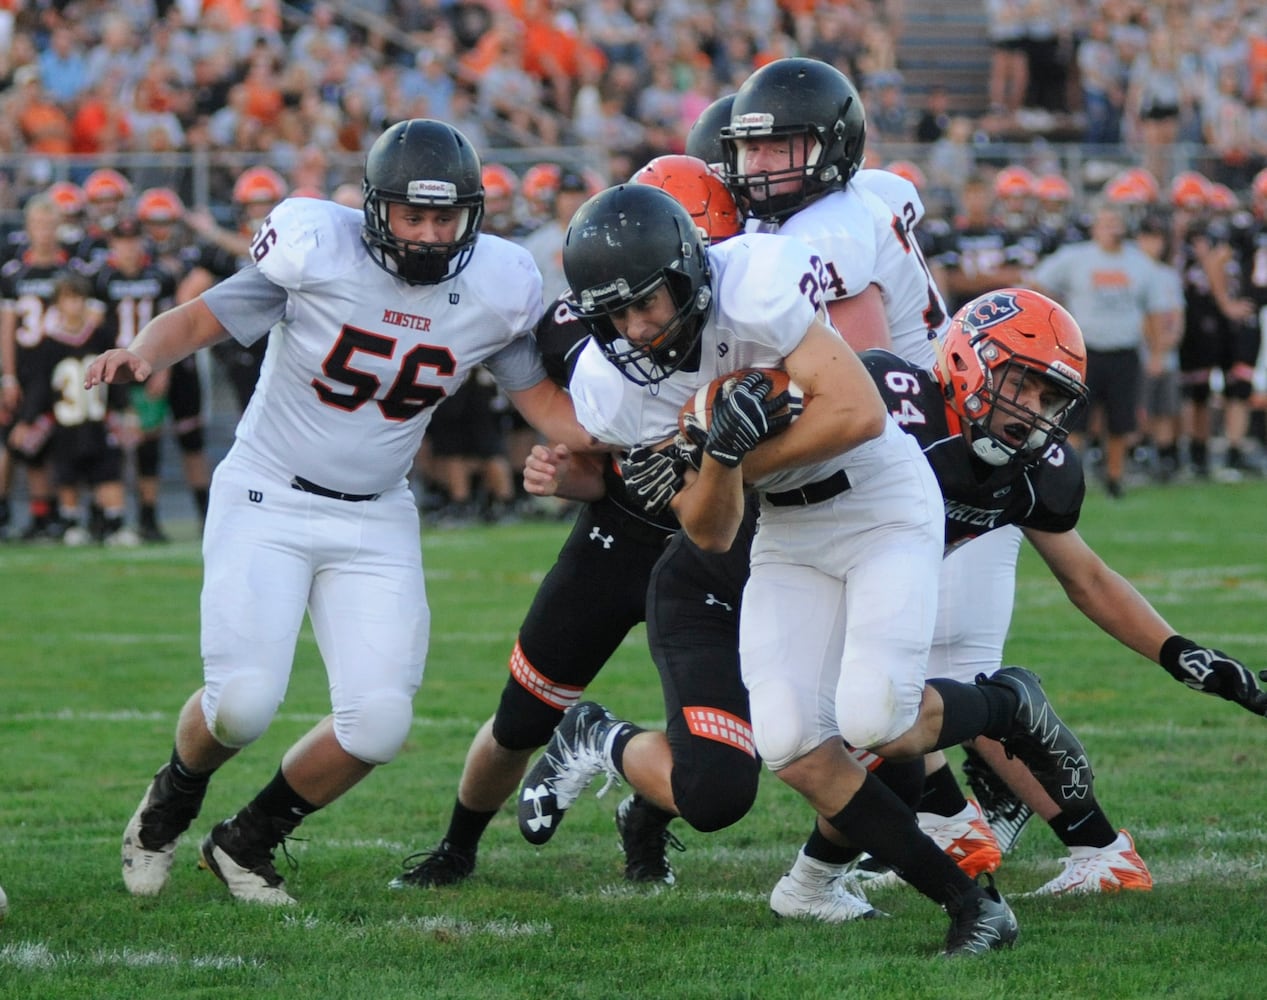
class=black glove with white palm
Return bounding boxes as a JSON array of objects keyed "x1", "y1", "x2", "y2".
[
  {"x1": 619, "y1": 445, "x2": 687, "y2": 516},
  {"x1": 1160, "y1": 635, "x2": 1267, "y2": 716},
  {"x1": 703, "y1": 371, "x2": 793, "y2": 469}
]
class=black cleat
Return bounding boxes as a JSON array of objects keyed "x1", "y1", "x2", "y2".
[
  {"x1": 962, "y1": 744, "x2": 1034, "y2": 855},
  {"x1": 518, "y1": 702, "x2": 623, "y2": 845},
  {"x1": 978, "y1": 667, "x2": 1093, "y2": 812},
  {"x1": 199, "y1": 816, "x2": 295, "y2": 905},
  {"x1": 615, "y1": 795, "x2": 684, "y2": 886},
  {"x1": 389, "y1": 840, "x2": 476, "y2": 889},
  {"x1": 942, "y1": 874, "x2": 1019, "y2": 957}
]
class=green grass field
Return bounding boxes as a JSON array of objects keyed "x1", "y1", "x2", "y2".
[{"x1": 2, "y1": 479, "x2": 1266, "y2": 999}]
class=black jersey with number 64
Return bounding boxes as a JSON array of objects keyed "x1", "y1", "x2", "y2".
[{"x1": 861, "y1": 349, "x2": 1085, "y2": 552}]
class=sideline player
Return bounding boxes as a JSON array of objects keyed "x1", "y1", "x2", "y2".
[{"x1": 87, "y1": 119, "x2": 596, "y2": 906}]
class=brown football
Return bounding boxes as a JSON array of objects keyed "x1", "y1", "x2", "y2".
[{"x1": 678, "y1": 367, "x2": 803, "y2": 437}]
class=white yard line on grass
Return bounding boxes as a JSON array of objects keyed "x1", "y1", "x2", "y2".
[{"x1": 0, "y1": 941, "x2": 259, "y2": 971}]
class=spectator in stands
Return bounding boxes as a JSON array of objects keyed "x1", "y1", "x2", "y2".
[
  {"x1": 1125, "y1": 30, "x2": 1199, "y2": 182},
  {"x1": 85, "y1": 13, "x2": 141, "y2": 92},
  {"x1": 71, "y1": 69, "x2": 134, "y2": 156},
  {"x1": 13, "y1": 67, "x2": 73, "y2": 156},
  {"x1": 867, "y1": 71, "x2": 909, "y2": 142},
  {"x1": 1203, "y1": 63, "x2": 1255, "y2": 189},
  {"x1": 915, "y1": 84, "x2": 951, "y2": 143},
  {"x1": 1076, "y1": 11, "x2": 1126, "y2": 144},
  {"x1": 37, "y1": 25, "x2": 90, "y2": 106},
  {"x1": 986, "y1": 0, "x2": 1028, "y2": 116}
]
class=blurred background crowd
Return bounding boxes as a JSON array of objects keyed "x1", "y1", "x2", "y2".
[{"x1": 2, "y1": 0, "x2": 1267, "y2": 544}]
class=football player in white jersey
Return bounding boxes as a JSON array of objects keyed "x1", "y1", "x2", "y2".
[
  {"x1": 85, "y1": 119, "x2": 595, "y2": 906},
  {"x1": 719, "y1": 56, "x2": 1148, "y2": 894},
  {"x1": 526, "y1": 184, "x2": 1067, "y2": 955}
]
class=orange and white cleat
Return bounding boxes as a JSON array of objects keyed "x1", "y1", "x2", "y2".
[
  {"x1": 859, "y1": 799, "x2": 1002, "y2": 888},
  {"x1": 1025, "y1": 829, "x2": 1153, "y2": 896}
]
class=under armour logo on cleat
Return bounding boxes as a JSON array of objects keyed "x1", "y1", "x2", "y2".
[
  {"x1": 589, "y1": 527, "x2": 614, "y2": 549},
  {"x1": 704, "y1": 594, "x2": 734, "y2": 611},
  {"x1": 521, "y1": 784, "x2": 554, "y2": 834}
]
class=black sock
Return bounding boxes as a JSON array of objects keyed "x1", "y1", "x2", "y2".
[
  {"x1": 919, "y1": 762, "x2": 970, "y2": 817},
  {"x1": 825, "y1": 771, "x2": 975, "y2": 910},
  {"x1": 607, "y1": 721, "x2": 645, "y2": 777},
  {"x1": 140, "y1": 503, "x2": 158, "y2": 529},
  {"x1": 873, "y1": 757, "x2": 927, "y2": 810},
  {"x1": 244, "y1": 768, "x2": 320, "y2": 838},
  {"x1": 193, "y1": 487, "x2": 210, "y2": 521},
  {"x1": 169, "y1": 747, "x2": 212, "y2": 792},
  {"x1": 443, "y1": 798, "x2": 497, "y2": 853},
  {"x1": 1049, "y1": 798, "x2": 1116, "y2": 849},
  {"x1": 1191, "y1": 440, "x2": 1208, "y2": 468},
  {"x1": 804, "y1": 822, "x2": 859, "y2": 866},
  {"x1": 928, "y1": 678, "x2": 1016, "y2": 747}
]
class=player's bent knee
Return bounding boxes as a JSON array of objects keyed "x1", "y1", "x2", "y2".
[
  {"x1": 672, "y1": 748, "x2": 759, "y2": 832},
  {"x1": 749, "y1": 679, "x2": 815, "y2": 771},
  {"x1": 837, "y1": 673, "x2": 921, "y2": 751},
  {"x1": 206, "y1": 673, "x2": 284, "y2": 748},
  {"x1": 336, "y1": 690, "x2": 414, "y2": 765},
  {"x1": 490, "y1": 675, "x2": 566, "y2": 751}
]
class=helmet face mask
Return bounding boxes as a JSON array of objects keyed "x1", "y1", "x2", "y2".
[
  {"x1": 721, "y1": 58, "x2": 866, "y2": 223},
  {"x1": 936, "y1": 289, "x2": 1088, "y2": 467},
  {"x1": 362, "y1": 119, "x2": 485, "y2": 286},
  {"x1": 563, "y1": 184, "x2": 712, "y2": 386}
]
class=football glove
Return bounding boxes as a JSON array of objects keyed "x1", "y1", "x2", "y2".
[
  {"x1": 1160, "y1": 635, "x2": 1267, "y2": 716},
  {"x1": 618, "y1": 446, "x2": 686, "y2": 516},
  {"x1": 704, "y1": 371, "x2": 792, "y2": 468}
]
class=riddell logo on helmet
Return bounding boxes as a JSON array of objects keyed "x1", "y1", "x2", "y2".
[
  {"x1": 407, "y1": 180, "x2": 457, "y2": 202},
  {"x1": 732, "y1": 113, "x2": 775, "y2": 133},
  {"x1": 1050, "y1": 360, "x2": 1080, "y2": 382}
]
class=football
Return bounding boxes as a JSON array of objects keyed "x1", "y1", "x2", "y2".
[{"x1": 678, "y1": 367, "x2": 804, "y2": 437}]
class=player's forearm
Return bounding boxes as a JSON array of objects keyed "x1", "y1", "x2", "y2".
[
  {"x1": 1058, "y1": 564, "x2": 1174, "y2": 662},
  {"x1": 672, "y1": 465, "x2": 744, "y2": 552},
  {"x1": 129, "y1": 300, "x2": 229, "y2": 373}
]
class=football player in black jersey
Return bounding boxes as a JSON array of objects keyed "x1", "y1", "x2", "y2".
[
  {"x1": 1, "y1": 195, "x2": 71, "y2": 540},
  {"x1": 856, "y1": 288, "x2": 1267, "y2": 895},
  {"x1": 390, "y1": 157, "x2": 758, "y2": 892}
]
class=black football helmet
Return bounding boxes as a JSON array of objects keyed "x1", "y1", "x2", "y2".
[
  {"x1": 721, "y1": 58, "x2": 866, "y2": 222},
  {"x1": 685, "y1": 93, "x2": 735, "y2": 171},
  {"x1": 563, "y1": 184, "x2": 713, "y2": 386},
  {"x1": 362, "y1": 119, "x2": 485, "y2": 285}
]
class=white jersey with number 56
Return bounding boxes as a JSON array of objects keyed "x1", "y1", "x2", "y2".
[{"x1": 203, "y1": 197, "x2": 547, "y2": 496}]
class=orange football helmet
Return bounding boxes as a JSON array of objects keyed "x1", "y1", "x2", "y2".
[
  {"x1": 233, "y1": 166, "x2": 289, "y2": 206},
  {"x1": 1104, "y1": 172, "x2": 1149, "y2": 205},
  {"x1": 521, "y1": 162, "x2": 562, "y2": 212},
  {"x1": 1206, "y1": 182, "x2": 1238, "y2": 214},
  {"x1": 632, "y1": 154, "x2": 742, "y2": 245},
  {"x1": 1169, "y1": 171, "x2": 1211, "y2": 211},
  {"x1": 481, "y1": 163, "x2": 519, "y2": 201},
  {"x1": 1034, "y1": 174, "x2": 1073, "y2": 203},
  {"x1": 47, "y1": 181, "x2": 85, "y2": 217},
  {"x1": 136, "y1": 187, "x2": 185, "y2": 224},
  {"x1": 885, "y1": 160, "x2": 927, "y2": 190},
  {"x1": 935, "y1": 288, "x2": 1088, "y2": 467},
  {"x1": 994, "y1": 166, "x2": 1036, "y2": 200},
  {"x1": 83, "y1": 168, "x2": 134, "y2": 205}
]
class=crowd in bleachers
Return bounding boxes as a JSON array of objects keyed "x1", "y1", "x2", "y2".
[{"x1": 3, "y1": 0, "x2": 1267, "y2": 542}]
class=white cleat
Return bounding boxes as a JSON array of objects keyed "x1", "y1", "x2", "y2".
[
  {"x1": 122, "y1": 769, "x2": 201, "y2": 897},
  {"x1": 1025, "y1": 830, "x2": 1153, "y2": 896},
  {"x1": 199, "y1": 820, "x2": 296, "y2": 906},
  {"x1": 769, "y1": 851, "x2": 885, "y2": 923}
]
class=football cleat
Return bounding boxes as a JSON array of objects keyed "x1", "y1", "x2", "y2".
[
  {"x1": 769, "y1": 851, "x2": 885, "y2": 923},
  {"x1": 517, "y1": 701, "x2": 624, "y2": 845},
  {"x1": 199, "y1": 817, "x2": 296, "y2": 906},
  {"x1": 121, "y1": 765, "x2": 205, "y2": 896},
  {"x1": 942, "y1": 874, "x2": 1019, "y2": 957},
  {"x1": 962, "y1": 744, "x2": 1034, "y2": 854},
  {"x1": 615, "y1": 795, "x2": 685, "y2": 886},
  {"x1": 1025, "y1": 830, "x2": 1153, "y2": 896},
  {"x1": 854, "y1": 799, "x2": 1002, "y2": 889},
  {"x1": 389, "y1": 839, "x2": 476, "y2": 889},
  {"x1": 979, "y1": 667, "x2": 1093, "y2": 812}
]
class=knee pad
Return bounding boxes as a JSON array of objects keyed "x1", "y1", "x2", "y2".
[
  {"x1": 335, "y1": 689, "x2": 414, "y2": 765},
  {"x1": 1224, "y1": 376, "x2": 1253, "y2": 402},
  {"x1": 837, "y1": 671, "x2": 920, "y2": 751},
  {"x1": 176, "y1": 423, "x2": 205, "y2": 453},
  {"x1": 1182, "y1": 380, "x2": 1212, "y2": 405},
  {"x1": 748, "y1": 678, "x2": 815, "y2": 771},
  {"x1": 205, "y1": 672, "x2": 284, "y2": 748},
  {"x1": 136, "y1": 438, "x2": 161, "y2": 478},
  {"x1": 670, "y1": 739, "x2": 760, "y2": 833},
  {"x1": 490, "y1": 675, "x2": 565, "y2": 751}
]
